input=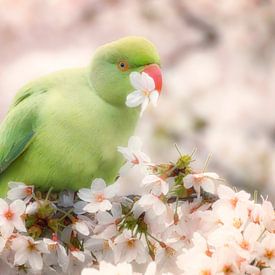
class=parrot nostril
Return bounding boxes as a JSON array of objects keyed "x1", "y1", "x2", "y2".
[{"x1": 142, "y1": 64, "x2": 162, "y2": 94}]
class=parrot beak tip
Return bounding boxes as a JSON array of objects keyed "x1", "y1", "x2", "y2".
[{"x1": 142, "y1": 64, "x2": 162, "y2": 93}]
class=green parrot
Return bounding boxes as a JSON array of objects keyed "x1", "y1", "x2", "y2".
[{"x1": 0, "y1": 36, "x2": 162, "y2": 197}]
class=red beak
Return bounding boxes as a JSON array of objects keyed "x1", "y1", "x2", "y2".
[{"x1": 142, "y1": 64, "x2": 162, "y2": 94}]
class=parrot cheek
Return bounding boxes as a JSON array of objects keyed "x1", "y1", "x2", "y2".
[{"x1": 142, "y1": 64, "x2": 162, "y2": 94}]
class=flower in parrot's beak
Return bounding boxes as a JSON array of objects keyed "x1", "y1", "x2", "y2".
[{"x1": 126, "y1": 64, "x2": 162, "y2": 116}]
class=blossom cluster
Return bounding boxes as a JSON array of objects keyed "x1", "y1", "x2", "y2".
[{"x1": 0, "y1": 136, "x2": 274, "y2": 275}]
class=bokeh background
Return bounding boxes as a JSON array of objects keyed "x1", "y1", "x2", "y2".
[{"x1": 0, "y1": 0, "x2": 275, "y2": 200}]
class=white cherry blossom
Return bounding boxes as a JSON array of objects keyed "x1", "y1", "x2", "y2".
[
  {"x1": 155, "y1": 241, "x2": 183, "y2": 274},
  {"x1": 126, "y1": 72, "x2": 159, "y2": 116},
  {"x1": 78, "y1": 178, "x2": 115, "y2": 213},
  {"x1": 12, "y1": 236, "x2": 49, "y2": 271},
  {"x1": 233, "y1": 222, "x2": 262, "y2": 260},
  {"x1": 43, "y1": 236, "x2": 69, "y2": 272},
  {"x1": 212, "y1": 201, "x2": 249, "y2": 230},
  {"x1": 112, "y1": 230, "x2": 147, "y2": 264},
  {"x1": 117, "y1": 136, "x2": 150, "y2": 175},
  {"x1": 255, "y1": 232, "x2": 275, "y2": 269},
  {"x1": 25, "y1": 201, "x2": 40, "y2": 215},
  {"x1": 7, "y1": 182, "x2": 34, "y2": 203},
  {"x1": 133, "y1": 194, "x2": 173, "y2": 235},
  {"x1": 0, "y1": 199, "x2": 26, "y2": 237},
  {"x1": 84, "y1": 238, "x2": 114, "y2": 263},
  {"x1": 142, "y1": 174, "x2": 169, "y2": 195},
  {"x1": 262, "y1": 200, "x2": 275, "y2": 232},
  {"x1": 213, "y1": 246, "x2": 240, "y2": 274},
  {"x1": 72, "y1": 215, "x2": 94, "y2": 236},
  {"x1": 58, "y1": 189, "x2": 75, "y2": 207},
  {"x1": 215, "y1": 184, "x2": 251, "y2": 210},
  {"x1": 94, "y1": 203, "x2": 122, "y2": 239},
  {"x1": 184, "y1": 172, "x2": 221, "y2": 197},
  {"x1": 135, "y1": 194, "x2": 167, "y2": 216}
]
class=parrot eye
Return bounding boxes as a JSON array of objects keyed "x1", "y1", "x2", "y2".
[{"x1": 117, "y1": 61, "x2": 129, "y2": 72}]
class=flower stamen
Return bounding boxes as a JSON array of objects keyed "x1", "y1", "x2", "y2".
[
  {"x1": 4, "y1": 209, "x2": 14, "y2": 220},
  {"x1": 95, "y1": 193, "x2": 105, "y2": 203}
]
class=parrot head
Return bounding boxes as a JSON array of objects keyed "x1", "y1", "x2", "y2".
[{"x1": 89, "y1": 36, "x2": 162, "y2": 107}]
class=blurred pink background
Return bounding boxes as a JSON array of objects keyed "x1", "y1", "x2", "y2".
[{"x1": 1, "y1": 0, "x2": 275, "y2": 198}]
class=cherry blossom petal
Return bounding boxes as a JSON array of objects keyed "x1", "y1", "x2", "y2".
[
  {"x1": 83, "y1": 202, "x2": 101, "y2": 213},
  {"x1": 149, "y1": 90, "x2": 159, "y2": 107},
  {"x1": 111, "y1": 203, "x2": 122, "y2": 217},
  {"x1": 201, "y1": 179, "x2": 215, "y2": 194},
  {"x1": 203, "y1": 172, "x2": 221, "y2": 180},
  {"x1": 104, "y1": 185, "x2": 117, "y2": 199},
  {"x1": 91, "y1": 178, "x2": 107, "y2": 192},
  {"x1": 78, "y1": 188, "x2": 92, "y2": 202},
  {"x1": 0, "y1": 199, "x2": 8, "y2": 212},
  {"x1": 36, "y1": 241, "x2": 49, "y2": 254},
  {"x1": 183, "y1": 175, "x2": 194, "y2": 189},
  {"x1": 25, "y1": 201, "x2": 39, "y2": 215},
  {"x1": 141, "y1": 72, "x2": 155, "y2": 91},
  {"x1": 126, "y1": 90, "x2": 144, "y2": 107},
  {"x1": 74, "y1": 200, "x2": 88, "y2": 214},
  {"x1": 142, "y1": 175, "x2": 169, "y2": 195},
  {"x1": 8, "y1": 182, "x2": 25, "y2": 189},
  {"x1": 13, "y1": 216, "x2": 27, "y2": 232},
  {"x1": 1, "y1": 222, "x2": 14, "y2": 237},
  {"x1": 140, "y1": 97, "x2": 149, "y2": 116},
  {"x1": 117, "y1": 146, "x2": 133, "y2": 161},
  {"x1": 217, "y1": 185, "x2": 236, "y2": 200},
  {"x1": 129, "y1": 72, "x2": 143, "y2": 90},
  {"x1": 14, "y1": 249, "x2": 28, "y2": 266},
  {"x1": 145, "y1": 262, "x2": 157, "y2": 275},
  {"x1": 75, "y1": 221, "x2": 90, "y2": 236},
  {"x1": 7, "y1": 182, "x2": 33, "y2": 202},
  {"x1": 28, "y1": 252, "x2": 43, "y2": 271},
  {"x1": 96, "y1": 211, "x2": 114, "y2": 225},
  {"x1": 98, "y1": 200, "x2": 112, "y2": 212},
  {"x1": 138, "y1": 151, "x2": 151, "y2": 163},
  {"x1": 10, "y1": 199, "x2": 26, "y2": 216},
  {"x1": 58, "y1": 190, "x2": 75, "y2": 207},
  {"x1": 11, "y1": 236, "x2": 27, "y2": 251},
  {"x1": 152, "y1": 200, "x2": 166, "y2": 216},
  {"x1": 57, "y1": 245, "x2": 69, "y2": 272}
]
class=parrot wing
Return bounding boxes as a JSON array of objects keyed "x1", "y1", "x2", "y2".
[
  {"x1": 10, "y1": 86, "x2": 47, "y2": 109},
  {"x1": 0, "y1": 85, "x2": 47, "y2": 174}
]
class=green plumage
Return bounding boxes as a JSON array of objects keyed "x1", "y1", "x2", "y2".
[{"x1": 0, "y1": 37, "x2": 160, "y2": 196}]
